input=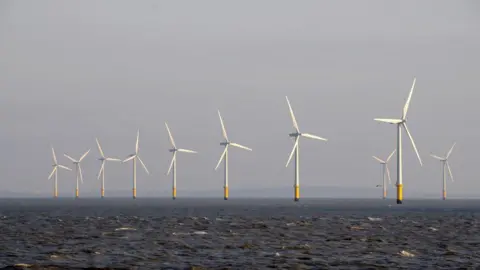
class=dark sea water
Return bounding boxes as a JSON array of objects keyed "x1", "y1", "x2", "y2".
[{"x1": 0, "y1": 198, "x2": 479, "y2": 269}]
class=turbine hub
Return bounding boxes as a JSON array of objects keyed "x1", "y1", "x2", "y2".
[
  {"x1": 169, "y1": 148, "x2": 177, "y2": 152},
  {"x1": 289, "y1": 133, "x2": 300, "y2": 137},
  {"x1": 220, "y1": 142, "x2": 229, "y2": 146}
]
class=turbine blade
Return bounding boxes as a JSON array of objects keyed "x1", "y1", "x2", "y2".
[
  {"x1": 79, "y1": 149, "x2": 90, "y2": 162},
  {"x1": 430, "y1": 154, "x2": 444, "y2": 161},
  {"x1": 96, "y1": 138, "x2": 105, "y2": 158},
  {"x1": 230, "y1": 142, "x2": 252, "y2": 151},
  {"x1": 64, "y1": 154, "x2": 77, "y2": 163},
  {"x1": 301, "y1": 133, "x2": 328, "y2": 141},
  {"x1": 402, "y1": 77, "x2": 416, "y2": 120},
  {"x1": 137, "y1": 156, "x2": 149, "y2": 174},
  {"x1": 135, "y1": 129, "x2": 140, "y2": 154},
  {"x1": 78, "y1": 165, "x2": 84, "y2": 184},
  {"x1": 177, "y1": 148, "x2": 197, "y2": 153},
  {"x1": 217, "y1": 110, "x2": 229, "y2": 141},
  {"x1": 403, "y1": 123, "x2": 422, "y2": 166},
  {"x1": 374, "y1": 118, "x2": 403, "y2": 124},
  {"x1": 372, "y1": 156, "x2": 385, "y2": 163},
  {"x1": 447, "y1": 161, "x2": 454, "y2": 182},
  {"x1": 51, "y1": 147, "x2": 58, "y2": 164},
  {"x1": 48, "y1": 167, "x2": 57, "y2": 180},
  {"x1": 97, "y1": 161, "x2": 105, "y2": 180},
  {"x1": 123, "y1": 155, "x2": 135, "y2": 163},
  {"x1": 386, "y1": 165, "x2": 392, "y2": 184},
  {"x1": 386, "y1": 149, "x2": 396, "y2": 162},
  {"x1": 165, "y1": 122, "x2": 176, "y2": 148},
  {"x1": 286, "y1": 137, "x2": 299, "y2": 167},
  {"x1": 105, "y1": 158, "x2": 122, "y2": 162},
  {"x1": 446, "y1": 142, "x2": 456, "y2": 159},
  {"x1": 215, "y1": 146, "x2": 228, "y2": 171},
  {"x1": 167, "y1": 152, "x2": 176, "y2": 175},
  {"x1": 285, "y1": 96, "x2": 300, "y2": 132},
  {"x1": 58, "y1": 165, "x2": 72, "y2": 171}
]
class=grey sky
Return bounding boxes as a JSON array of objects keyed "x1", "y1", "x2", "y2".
[{"x1": 1, "y1": 0, "x2": 479, "y2": 197}]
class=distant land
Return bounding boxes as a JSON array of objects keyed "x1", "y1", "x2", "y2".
[{"x1": 0, "y1": 186, "x2": 479, "y2": 199}]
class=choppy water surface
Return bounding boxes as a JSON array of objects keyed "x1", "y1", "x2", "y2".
[{"x1": 0, "y1": 198, "x2": 479, "y2": 269}]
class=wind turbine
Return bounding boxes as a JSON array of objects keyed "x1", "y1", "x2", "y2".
[
  {"x1": 372, "y1": 149, "x2": 396, "y2": 199},
  {"x1": 48, "y1": 147, "x2": 72, "y2": 198},
  {"x1": 96, "y1": 138, "x2": 121, "y2": 198},
  {"x1": 123, "y1": 130, "x2": 149, "y2": 199},
  {"x1": 374, "y1": 77, "x2": 423, "y2": 204},
  {"x1": 64, "y1": 149, "x2": 90, "y2": 198},
  {"x1": 285, "y1": 96, "x2": 328, "y2": 202},
  {"x1": 165, "y1": 122, "x2": 197, "y2": 200},
  {"x1": 215, "y1": 110, "x2": 252, "y2": 200},
  {"x1": 430, "y1": 142, "x2": 456, "y2": 200}
]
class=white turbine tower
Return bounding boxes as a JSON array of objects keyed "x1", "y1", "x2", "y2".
[
  {"x1": 285, "y1": 96, "x2": 328, "y2": 202},
  {"x1": 96, "y1": 138, "x2": 121, "y2": 198},
  {"x1": 215, "y1": 110, "x2": 252, "y2": 200},
  {"x1": 430, "y1": 142, "x2": 456, "y2": 200},
  {"x1": 372, "y1": 149, "x2": 396, "y2": 199},
  {"x1": 165, "y1": 122, "x2": 197, "y2": 200},
  {"x1": 64, "y1": 149, "x2": 90, "y2": 198},
  {"x1": 48, "y1": 147, "x2": 72, "y2": 198},
  {"x1": 374, "y1": 77, "x2": 423, "y2": 204},
  {"x1": 123, "y1": 130, "x2": 149, "y2": 199}
]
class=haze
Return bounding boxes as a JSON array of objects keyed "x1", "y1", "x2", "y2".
[{"x1": 1, "y1": 1, "x2": 479, "y2": 198}]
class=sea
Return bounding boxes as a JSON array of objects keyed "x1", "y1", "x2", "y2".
[{"x1": 0, "y1": 198, "x2": 479, "y2": 269}]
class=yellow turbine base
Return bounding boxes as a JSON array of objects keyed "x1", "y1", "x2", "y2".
[
  {"x1": 294, "y1": 185, "x2": 300, "y2": 202},
  {"x1": 172, "y1": 187, "x2": 177, "y2": 200},
  {"x1": 224, "y1": 186, "x2": 229, "y2": 200},
  {"x1": 133, "y1": 188, "x2": 136, "y2": 199},
  {"x1": 75, "y1": 189, "x2": 79, "y2": 198},
  {"x1": 443, "y1": 190, "x2": 446, "y2": 200},
  {"x1": 396, "y1": 184, "x2": 403, "y2": 204},
  {"x1": 383, "y1": 190, "x2": 387, "y2": 199},
  {"x1": 54, "y1": 189, "x2": 58, "y2": 198},
  {"x1": 101, "y1": 188, "x2": 105, "y2": 198}
]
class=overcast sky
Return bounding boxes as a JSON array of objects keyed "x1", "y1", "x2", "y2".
[{"x1": 1, "y1": 0, "x2": 479, "y2": 198}]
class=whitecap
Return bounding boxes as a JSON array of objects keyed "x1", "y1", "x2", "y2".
[
  {"x1": 115, "y1": 227, "x2": 136, "y2": 231},
  {"x1": 399, "y1": 250, "x2": 415, "y2": 257}
]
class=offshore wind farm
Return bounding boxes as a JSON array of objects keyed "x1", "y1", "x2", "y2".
[
  {"x1": 1, "y1": 3, "x2": 472, "y2": 204},
  {"x1": 3, "y1": 2, "x2": 478, "y2": 269},
  {"x1": 40, "y1": 78, "x2": 460, "y2": 202}
]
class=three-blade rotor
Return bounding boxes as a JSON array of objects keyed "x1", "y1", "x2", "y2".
[
  {"x1": 96, "y1": 138, "x2": 121, "y2": 180},
  {"x1": 374, "y1": 77, "x2": 422, "y2": 166},
  {"x1": 372, "y1": 149, "x2": 396, "y2": 184},
  {"x1": 285, "y1": 96, "x2": 327, "y2": 167},
  {"x1": 430, "y1": 142, "x2": 456, "y2": 182},
  {"x1": 122, "y1": 130, "x2": 149, "y2": 174},
  {"x1": 64, "y1": 149, "x2": 90, "y2": 183},
  {"x1": 165, "y1": 122, "x2": 197, "y2": 175},
  {"x1": 215, "y1": 110, "x2": 252, "y2": 170},
  {"x1": 48, "y1": 147, "x2": 72, "y2": 180}
]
